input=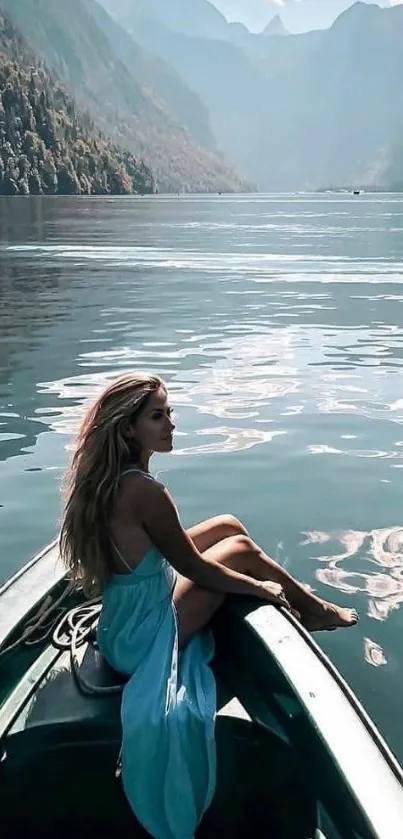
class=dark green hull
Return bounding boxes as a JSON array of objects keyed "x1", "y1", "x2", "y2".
[{"x1": 1, "y1": 543, "x2": 402, "y2": 838}]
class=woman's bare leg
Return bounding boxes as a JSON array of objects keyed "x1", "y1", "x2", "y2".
[
  {"x1": 187, "y1": 520, "x2": 358, "y2": 629},
  {"x1": 223, "y1": 534, "x2": 358, "y2": 632},
  {"x1": 174, "y1": 515, "x2": 249, "y2": 647},
  {"x1": 174, "y1": 574, "x2": 225, "y2": 648},
  {"x1": 174, "y1": 533, "x2": 358, "y2": 647},
  {"x1": 186, "y1": 514, "x2": 248, "y2": 553}
]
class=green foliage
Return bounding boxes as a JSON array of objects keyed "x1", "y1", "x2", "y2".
[
  {"x1": 0, "y1": 12, "x2": 155, "y2": 196},
  {"x1": 0, "y1": 0, "x2": 249, "y2": 193}
]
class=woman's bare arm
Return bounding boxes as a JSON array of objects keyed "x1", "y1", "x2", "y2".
[{"x1": 135, "y1": 478, "x2": 279, "y2": 601}]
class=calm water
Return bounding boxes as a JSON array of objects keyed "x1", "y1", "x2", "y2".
[{"x1": 1, "y1": 193, "x2": 403, "y2": 760}]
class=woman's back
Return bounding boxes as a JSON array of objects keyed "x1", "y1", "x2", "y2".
[{"x1": 108, "y1": 467, "x2": 158, "y2": 575}]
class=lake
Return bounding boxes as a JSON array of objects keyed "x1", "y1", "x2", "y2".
[{"x1": 1, "y1": 192, "x2": 403, "y2": 762}]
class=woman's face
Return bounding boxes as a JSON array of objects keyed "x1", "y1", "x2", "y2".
[{"x1": 130, "y1": 386, "x2": 175, "y2": 455}]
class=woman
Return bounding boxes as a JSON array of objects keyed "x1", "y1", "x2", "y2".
[{"x1": 60, "y1": 372, "x2": 357, "y2": 839}]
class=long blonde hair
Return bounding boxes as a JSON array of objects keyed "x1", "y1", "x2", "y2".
[{"x1": 59, "y1": 372, "x2": 163, "y2": 595}]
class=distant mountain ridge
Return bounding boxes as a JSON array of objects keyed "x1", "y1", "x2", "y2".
[
  {"x1": 101, "y1": 0, "x2": 249, "y2": 41},
  {"x1": 84, "y1": 0, "x2": 216, "y2": 151},
  {"x1": 105, "y1": 0, "x2": 403, "y2": 191},
  {"x1": 100, "y1": 0, "x2": 269, "y2": 182},
  {"x1": 1, "y1": 0, "x2": 403, "y2": 193},
  {"x1": 262, "y1": 15, "x2": 289, "y2": 37},
  {"x1": 0, "y1": 0, "x2": 249, "y2": 192},
  {"x1": 213, "y1": 0, "x2": 392, "y2": 35}
]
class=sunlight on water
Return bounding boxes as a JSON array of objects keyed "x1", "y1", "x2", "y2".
[
  {"x1": 2, "y1": 193, "x2": 403, "y2": 759},
  {"x1": 6, "y1": 243, "x2": 403, "y2": 281},
  {"x1": 302, "y1": 527, "x2": 403, "y2": 622}
]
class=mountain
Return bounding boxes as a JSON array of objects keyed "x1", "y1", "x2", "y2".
[
  {"x1": 254, "y1": 1, "x2": 403, "y2": 190},
  {"x1": 213, "y1": 0, "x2": 392, "y2": 35},
  {"x1": 83, "y1": 0, "x2": 215, "y2": 151},
  {"x1": 0, "y1": 11, "x2": 154, "y2": 195},
  {"x1": 111, "y1": 0, "x2": 403, "y2": 191},
  {"x1": 99, "y1": 1, "x2": 269, "y2": 183},
  {"x1": 262, "y1": 15, "x2": 289, "y2": 37},
  {"x1": 101, "y1": 0, "x2": 249, "y2": 41},
  {"x1": 0, "y1": 0, "x2": 248, "y2": 193},
  {"x1": 2, "y1": 0, "x2": 402, "y2": 194},
  {"x1": 274, "y1": 0, "x2": 392, "y2": 34}
]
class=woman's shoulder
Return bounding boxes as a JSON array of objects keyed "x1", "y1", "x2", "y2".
[{"x1": 120, "y1": 468, "x2": 165, "y2": 495}]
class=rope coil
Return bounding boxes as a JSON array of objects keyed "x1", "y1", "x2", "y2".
[
  {"x1": 53, "y1": 601, "x2": 123, "y2": 695},
  {"x1": 0, "y1": 591, "x2": 124, "y2": 696}
]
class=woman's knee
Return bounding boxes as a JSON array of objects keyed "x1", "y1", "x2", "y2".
[
  {"x1": 219, "y1": 533, "x2": 258, "y2": 572},
  {"x1": 231, "y1": 532, "x2": 256, "y2": 552},
  {"x1": 218, "y1": 514, "x2": 249, "y2": 539},
  {"x1": 201, "y1": 533, "x2": 259, "y2": 577}
]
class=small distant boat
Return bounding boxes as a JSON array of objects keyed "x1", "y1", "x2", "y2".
[
  {"x1": 353, "y1": 189, "x2": 361, "y2": 195},
  {"x1": 1, "y1": 541, "x2": 403, "y2": 838}
]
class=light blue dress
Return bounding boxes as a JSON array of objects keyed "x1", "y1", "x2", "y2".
[{"x1": 97, "y1": 469, "x2": 217, "y2": 839}]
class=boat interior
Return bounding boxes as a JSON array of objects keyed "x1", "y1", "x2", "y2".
[
  {"x1": 1, "y1": 550, "x2": 402, "y2": 839},
  {"x1": 1, "y1": 644, "x2": 312, "y2": 839},
  {"x1": 0, "y1": 598, "x2": 316, "y2": 837}
]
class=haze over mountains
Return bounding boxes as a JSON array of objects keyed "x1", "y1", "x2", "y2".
[
  {"x1": 262, "y1": 16, "x2": 289, "y2": 37},
  {"x1": 1, "y1": 0, "x2": 403, "y2": 192},
  {"x1": 100, "y1": 0, "x2": 403, "y2": 190},
  {"x1": 214, "y1": 0, "x2": 397, "y2": 34}
]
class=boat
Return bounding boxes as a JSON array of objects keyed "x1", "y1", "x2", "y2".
[{"x1": 1, "y1": 541, "x2": 403, "y2": 839}]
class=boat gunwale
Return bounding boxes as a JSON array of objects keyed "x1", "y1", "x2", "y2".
[
  {"x1": 241, "y1": 604, "x2": 403, "y2": 838},
  {"x1": 277, "y1": 607, "x2": 403, "y2": 786},
  {"x1": 0, "y1": 538, "x2": 59, "y2": 598},
  {"x1": 0, "y1": 540, "x2": 63, "y2": 653},
  {"x1": 223, "y1": 596, "x2": 403, "y2": 789}
]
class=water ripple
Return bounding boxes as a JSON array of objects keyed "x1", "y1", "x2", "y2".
[
  {"x1": 302, "y1": 527, "x2": 403, "y2": 621},
  {"x1": 6, "y1": 244, "x2": 403, "y2": 282}
]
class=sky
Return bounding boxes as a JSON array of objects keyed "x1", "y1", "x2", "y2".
[{"x1": 212, "y1": 0, "x2": 402, "y2": 33}]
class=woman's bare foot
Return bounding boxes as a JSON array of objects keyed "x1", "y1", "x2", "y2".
[{"x1": 300, "y1": 601, "x2": 358, "y2": 632}]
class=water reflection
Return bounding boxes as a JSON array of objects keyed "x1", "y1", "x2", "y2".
[
  {"x1": 173, "y1": 427, "x2": 286, "y2": 455},
  {"x1": 302, "y1": 527, "x2": 403, "y2": 621},
  {"x1": 364, "y1": 638, "x2": 388, "y2": 668}
]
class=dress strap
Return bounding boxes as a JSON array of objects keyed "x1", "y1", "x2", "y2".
[{"x1": 110, "y1": 537, "x2": 133, "y2": 573}]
